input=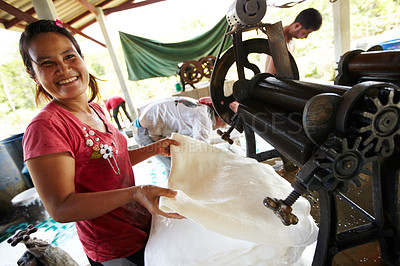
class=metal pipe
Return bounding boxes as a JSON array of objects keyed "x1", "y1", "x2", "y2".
[
  {"x1": 234, "y1": 76, "x2": 350, "y2": 113},
  {"x1": 345, "y1": 51, "x2": 400, "y2": 79},
  {"x1": 238, "y1": 99, "x2": 315, "y2": 166},
  {"x1": 335, "y1": 49, "x2": 400, "y2": 86}
]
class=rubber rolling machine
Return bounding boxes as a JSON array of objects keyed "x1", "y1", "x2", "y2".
[{"x1": 210, "y1": 0, "x2": 400, "y2": 265}]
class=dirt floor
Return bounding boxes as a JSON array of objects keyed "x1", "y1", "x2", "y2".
[{"x1": 270, "y1": 158, "x2": 388, "y2": 266}]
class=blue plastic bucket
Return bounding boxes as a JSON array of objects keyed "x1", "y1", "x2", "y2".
[
  {"x1": 0, "y1": 133, "x2": 33, "y2": 187},
  {"x1": 0, "y1": 144, "x2": 28, "y2": 215},
  {"x1": 0, "y1": 133, "x2": 24, "y2": 171}
]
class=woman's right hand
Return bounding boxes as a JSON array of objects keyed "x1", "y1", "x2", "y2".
[
  {"x1": 133, "y1": 185, "x2": 184, "y2": 219},
  {"x1": 152, "y1": 138, "x2": 180, "y2": 157}
]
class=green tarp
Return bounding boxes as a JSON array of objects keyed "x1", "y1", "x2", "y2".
[{"x1": 119, "y1": 17, "x2": 232, "y2": 81}]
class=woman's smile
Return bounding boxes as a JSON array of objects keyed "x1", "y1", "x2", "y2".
[
  {"x1": 57, "y1": 76, "x2": 78, "y2": 85},
  {"x1": 28, "y1": 32, "x2": 89, "y2": 101}
]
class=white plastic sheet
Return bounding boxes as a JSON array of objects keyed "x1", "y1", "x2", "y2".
[{"x1": 146, "y1": 133, "x2": 318, "y2": 265}]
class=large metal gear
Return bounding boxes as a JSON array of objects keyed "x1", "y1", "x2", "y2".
[
  {"x1": 336, "y1": 82, "x2": 400, "y2": 158},
  {"x1": 315, "y1": 137, "x2": 375, "y2": 192},
  {"x1": 357, "y1": 87, "x2": 400, "y2": 157}
]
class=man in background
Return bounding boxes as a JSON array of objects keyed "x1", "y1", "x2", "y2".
[
  {"x1": 265, "y1": 8, "x2": 322, "y2": 74},
  {"x1": 132, "y1": 96, "x2": 227, "y2": 173},
  {"x1": 105, "y1": 96, "x2": 133, "y2": 131}
]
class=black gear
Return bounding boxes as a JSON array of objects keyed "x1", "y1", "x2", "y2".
[
  {"x1": 357, "y1": 87, "x2": 400, "y2": 157},
  {"x1": 315, "y1": 137, "x2": 376, "y2": 192}
]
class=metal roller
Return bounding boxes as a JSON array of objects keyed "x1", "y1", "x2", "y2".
[{"x1": 335, "y1": 49, "x2": 400, "y2": 86}]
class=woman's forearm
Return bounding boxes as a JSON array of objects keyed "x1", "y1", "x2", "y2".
[
  {"x1": 129, "y1": 138, "x2": 179, "y2": 166},
  {"x1": 49, "y1": 186, "x2": 137, "y2": 223},
  {"x1": 128, "y1": 143, "x2": 159, "y2": 165}
]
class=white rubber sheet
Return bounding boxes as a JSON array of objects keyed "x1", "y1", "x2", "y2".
[{"x1": 146, "y1": 133, "x2": 318, "y2": 265}]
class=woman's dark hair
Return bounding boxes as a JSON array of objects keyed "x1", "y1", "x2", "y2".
[
  {"x1": 294, "y1": 8, "x2": 322, "y2": 31},
  {"x1": 19, "y1": 20, "x2": 100, "y2": 106}
]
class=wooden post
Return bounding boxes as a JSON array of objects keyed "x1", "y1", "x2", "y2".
[
  {"x1": 96, "y1": 7, "x2": 137, "y2": 121},
  {"x1": 332, "y1": 0, "x2": 351, "y2": 74}
]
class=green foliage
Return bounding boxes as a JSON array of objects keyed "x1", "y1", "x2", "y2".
[
  {"x1": 350, "y1": 0, "x2": 400, "y2": 38},
  {"x1": 304, "y1": 63, "x2": 318, "y2": 78},
  {"x1": 0, "y1": 108, "x2": 38, "y2": 139},
  {"x1": 0, "y1": 59, "x2": 36, "y2": 112},
  {"x1": 181, "y1": 18, "x2": 206, "y2": 34},
  {"x1": 89, "y1": 61, "x2": 106, "y2": 76},
  {"x1": 0, "y1": 57, "x2": 37, "y2": 139}
]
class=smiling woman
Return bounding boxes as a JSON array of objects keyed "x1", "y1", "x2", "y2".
[
  {"x1": 17, "y1": 19, "x2": 184, "y2": 266},
  {"x1": 26, "y1": 32, "x2": 90, "y2": 105},
  {"x1": 0, "y1": 0, "x2": 232, "y2": 140}
]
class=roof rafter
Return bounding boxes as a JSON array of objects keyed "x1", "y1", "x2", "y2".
[
  {"x1": 74, "y1": 0, "x2": 98, "y2": 16},
  {"x1": 0, "y1": 0, "x2": 37, "y2": 24},
  {"x1": 63, "y1": 23, "x2": 106, "y2": 47},
  {"x1": 0, "y1": 0, "x2": 166, "y2": 47},
  {"x1": 4, "y1": 6, "x2": 36, "y2": 29},
  {"x1": 69, "y1": 0, "x2": 114, "y2": 30},
  {"x1": 0, "y1": 0, "x2": 106, "y2": 47}
]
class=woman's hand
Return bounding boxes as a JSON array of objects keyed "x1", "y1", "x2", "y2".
[
  {"x1": 133, "y1": 185, "x2": 184, "y2": 219},
  {"x1": 129, "y1": 138, "x2": 180, "y2": 165},
  {"x1": 153, "y1": 138, "x2": 180, "y2": 157}
]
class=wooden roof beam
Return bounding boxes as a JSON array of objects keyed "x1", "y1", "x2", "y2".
[
  {"x1": 74, "y1": 0, "x2": 98, "y2": 16},
  {"x1": 0, "y1": 0, "x2": 105, "y2": 48},
  {"x1": 0, "y1": 0, "x2": 37, "y2": 25},
  {"x1": 64, "y1": 22, "x2": 106, "y2": 47},
  {"x1": 4, "y1": 7, "x2": 36, "y2": 29},
  {"x1": 69, "y1": 0, "x2": 113, "y2": 30}
]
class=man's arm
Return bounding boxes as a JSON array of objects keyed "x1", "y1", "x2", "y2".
[{"x1": 264, "y1": 54, "x2": 276, "y2": 74}]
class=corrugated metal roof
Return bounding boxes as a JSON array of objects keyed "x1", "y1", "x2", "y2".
[{"x1": 0, "y1": 0, "x2": 165, "y2": 45}]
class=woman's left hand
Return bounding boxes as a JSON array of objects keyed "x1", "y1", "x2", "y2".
[
  {"x1": 153, "y1": 138, "x2": 180, "y2": 157},
  {"x1": 133, "y1": 185, "x2": 185, "y2": 219}
]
